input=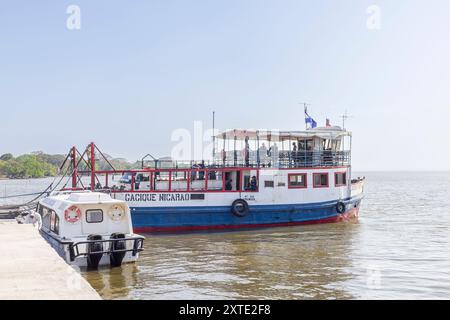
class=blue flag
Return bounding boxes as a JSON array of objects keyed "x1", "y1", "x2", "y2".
[{"x1": 305, "y1": 109, "x2": 317, "y2": 128}]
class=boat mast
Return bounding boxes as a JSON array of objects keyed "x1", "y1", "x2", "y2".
[
  {"x1": 71, "y1": 146, "x2": 77, "y2": 189},
  {"x1": 212, "y1": 111, "x2": 215, "y2": 160}
]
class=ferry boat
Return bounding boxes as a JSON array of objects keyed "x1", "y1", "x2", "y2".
[
  {"x1": 63, "y1": 125, "x2": 364, "y2": 233},
  {"x1": 32, "y1": 191, "x2": 144, "y2": 268}
]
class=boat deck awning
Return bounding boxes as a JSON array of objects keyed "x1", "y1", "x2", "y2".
[{"x1": 215, "y1": 127, "x2": 351, "y2": 140}]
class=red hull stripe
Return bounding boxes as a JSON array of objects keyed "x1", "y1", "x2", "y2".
[{"x1": 134, "y1": 208, "x2": 359, "y2": 233}]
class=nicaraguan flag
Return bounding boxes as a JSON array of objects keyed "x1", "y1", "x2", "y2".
[{"x1": 305, "y1": 109, "x2": 317, "y2": 128}]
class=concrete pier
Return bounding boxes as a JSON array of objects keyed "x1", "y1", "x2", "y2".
[{"x1": 0, "y1": 221, "x2": 101, "y2": 300}]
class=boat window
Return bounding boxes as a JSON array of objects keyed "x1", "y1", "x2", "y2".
[
  {"x1": 189, "y1": 171, "x2": 206, "y2": 191},
  {"x1": 298, "y1": 139, "x2": 313, "y2": 151},
  {"x1": 322, "y1": 139, "x2": 334, "y2": 150},
  {"x1": 207, "y1": 170, "x2": 223, "y2": 191},
  {"x1": 154, "y1": 171, "x2": 170, "y2": 191},
  {"x1": 86, "y1": 209, "x2": 103, "y2": 223},
  {"x1": 264, "y1": 180, "x2": 274, "y2": 188},
  {"x1": 335, "y1": 139, "x2": 341, "y2": 151},
  {"x1": 50, "y1": 210, "x2": 59, "y2": 234},
  {"x1": 242, "y1": 170, "x2": 258, "y2": 192},
  {"x1": 135, "y1": 172, "x2": 151, "y2": 190},
  {"x1": 116, "y1": 172, "x2": 135, "y2": 191},
  {"x1": 224, "y1": 171, "x2": 240, "y2": 191},
  {"x1": 41, "y1": 207, "x2": 51, "y2": 229},
  {"x1": 335, "y1": 172, "x2": 347, "y2": 186},
  {"x1": 189, "y1": 163, "x2": 207, "y2": 191},
  {"x1": 42, "y1": 216, "x2": 51, "y2": 229},
  {"x1": 171, "y1": 171, "x2": 188, "y2": 191},
  {"x1": 120, "y1": 172, "x2": 132, "y2": 183},
  {"x1": 313, "y1": 173, "x2": 329, "y2": 188},
  {"x1": 288, "y1": 173, "x2": 307, "y2": 188},
  {"x1": 136, "y1": 173, "x2": 149, "y2": 182}
]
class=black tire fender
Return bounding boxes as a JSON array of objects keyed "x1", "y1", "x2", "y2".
[
  {"x1": 86, "y1": 234, "x2": 104, "y2": 269},
  {"x1": 110, "y1": 233, "x2": 126, "y2": 267},
  {"x1": 336, "y1": 202, "x2": 346, "y2": 214},
  {"x1": 231, "y1": 199, "x2": 249, "y2": 217}
]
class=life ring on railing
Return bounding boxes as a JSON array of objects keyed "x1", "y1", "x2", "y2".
[
  {"x1": 336, "y1": 202, "x2": 346, "y2": 214},
  {"x1": 231, "y1": 199, "x2": 249, "y2": 217},
  {"x1": 108, "y1": 204, "x2": 126, "y2": 222},
  {"x1": 64, "y1": 205, "x2": 82, "y2": 223}
]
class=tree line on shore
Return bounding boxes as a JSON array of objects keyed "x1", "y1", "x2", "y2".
[{"x1": 0, "y1": 151, "x2": 140, "y2": 179}]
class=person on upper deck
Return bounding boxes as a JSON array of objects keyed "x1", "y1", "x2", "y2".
[
  {"x1": 198, "y1": 160, "x2": 205, "y2": 180},
  {"x1": 267, "y1": 144, "x2": 277, "y2": 167},
  {"x1": 268, "y1": 143, "x2": 278, "y2": 157},
  {"x1": 191, "y1": 163, "x2": 198, "y2": 180},
  {"x1": 259, "y1": 142, "x2": 267, "y2": 155},
  {"x1": 221, "y1": 149, "x2": 226, "y2": 166},
  {"x1": 245, "y1": 136, "x2": 250, "y2": 167}
]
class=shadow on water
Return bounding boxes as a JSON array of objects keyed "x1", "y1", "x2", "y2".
[{"x1": 83, "y1": 222, "x2": 361, "y2": 300}]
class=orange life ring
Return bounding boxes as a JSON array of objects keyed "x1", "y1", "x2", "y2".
[{"x1": 64, "y1": 205, "x2": 81, "y2": 223}]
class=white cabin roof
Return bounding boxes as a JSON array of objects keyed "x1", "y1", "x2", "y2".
[
  {"x1": 40, "y1": 191, "x2": 124, "y2": 211},
  {"x1": 215, "y1": 127, "x2": 351, "y2": 140}
]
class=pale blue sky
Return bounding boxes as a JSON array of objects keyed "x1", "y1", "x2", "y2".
[{"x1": 1, "y1": 1, "x2": 449, "y2": 170}]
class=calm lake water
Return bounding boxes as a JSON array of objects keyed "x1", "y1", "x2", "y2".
[{"x1": 2, "y1": 172, "x2": 450, "y2": 299}]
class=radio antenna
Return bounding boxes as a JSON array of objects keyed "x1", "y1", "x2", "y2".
[{"x1": 340, "y1": 110, "x2": 353, "y2": 130}]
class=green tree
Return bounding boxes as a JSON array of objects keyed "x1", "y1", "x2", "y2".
[
  {"x1": 34, "y1": 152, "x2": 66, "y2": 167},
  {"x1": 0, "y1": 159, "x2": 5, "y2": 177},
  {"x1": 0, "y1": 155, "x2": 56, "y2": 178}
]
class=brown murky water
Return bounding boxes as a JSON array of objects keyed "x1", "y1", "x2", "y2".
[
  {"x1": 83, "y1": 223, "x2": 357, "y2": 299},
  {"x1": 3, "y1": 172, "x2": 450, "y2": 299}
]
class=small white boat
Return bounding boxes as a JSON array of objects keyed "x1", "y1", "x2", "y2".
[{"x1": 34, "y1": 191, "x2": 144, "y2": 269}]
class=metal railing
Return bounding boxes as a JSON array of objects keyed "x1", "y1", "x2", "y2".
[
  {"x1": 277, "y1": 150, "x2": 351, "y2": 168},
  {"x1": 68, "y1": 236, "x2": 145, "y2": 261},
  {"x1": 142, "y1": 150, "x2": 351, "y2": 170}
]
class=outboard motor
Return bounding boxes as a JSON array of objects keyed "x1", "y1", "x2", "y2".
[
  {"x1": 110, "y1": 233, "x2": 126, "y2": 267},
  {"x1": 86, "y1": 234, "x2": 103, "y2": 269}
]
